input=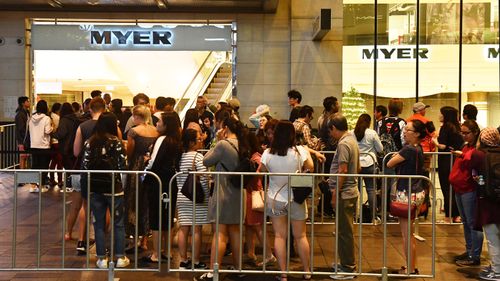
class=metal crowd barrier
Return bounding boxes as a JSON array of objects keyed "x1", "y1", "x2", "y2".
[
  {"x1": 0, "y1": 169, "x2": 163, "y2": 281},
  {"x1": 167, "y1": 170, "x2": 436, "y2": 281},
  {"x1": 0, "y1": 124, "x2": 19, "y2": 169}
]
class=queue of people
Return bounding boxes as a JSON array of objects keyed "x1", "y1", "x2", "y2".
[{"x1": 12, "y1": 90, "x2": 500, "y2": 281}]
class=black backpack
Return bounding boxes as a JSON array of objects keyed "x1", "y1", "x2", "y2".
[
  {"x1": 379, "y1": 117, "x2": 405, "y2": 155},
  {"x1": 484, "y1": 147, "x2": 500, "y2": 203},
  {"x1": 221, "y1": 140, "x2": 258, "y2": 188},
  {"x1": 87, "y1": 143, "x2": 120, "y2": 194}
]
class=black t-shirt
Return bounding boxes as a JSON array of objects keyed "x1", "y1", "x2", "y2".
[
  {"x1": 396, "y1": 145, "x2": 424, "y2": 193},
  {"x1": 289, "y1": 106, "x2": 301, "y2": 122}
]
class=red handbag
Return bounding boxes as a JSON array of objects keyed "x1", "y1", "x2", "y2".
[
  {"x1": 390, "y1": 200, "x2": 417, "y2": 219},
  {"x1": 389, "y1": 146, "x2": 420, "y2": 220}
]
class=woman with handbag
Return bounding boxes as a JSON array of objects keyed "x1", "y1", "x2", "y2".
[
  {"x1": 449, "y1": 120, "x2": 483, "y2": 267},
  {"x1": 194, "y1": 116, "x2": 250, "y2": 281},
  {"x1": 142, "y1": 112, "x2": 182, "y2": 263},
  {"x1": 387, "y1": 119, "x2": 427, "y2": 275},
  {"x1": 260, "y1": 120, "x2": 313, "y2": 281},
  {"x1": 176, "y1": 128, "x2": 210, "y2": 269},
  {"x1": 244, "y1": 133, "x2": 276, "y2": 267}
]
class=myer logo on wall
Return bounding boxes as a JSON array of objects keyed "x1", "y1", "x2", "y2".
[
  {"x1": 86, "y1": 25, "x2": 173, "y2": 47},
  {"x1": 361, "y1": 46, "x2": 429, "y2": 61}
]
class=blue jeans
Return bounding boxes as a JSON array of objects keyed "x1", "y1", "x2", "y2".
[
  {"x1": 90, "y1": 193, "x2": 125, "y2": 258},
  {"x1": 455, "y1": 190, "x2": 483, "y2": 260},
  {"x1": 359, "y1": 165, "x2": 377, "y2": 216}
]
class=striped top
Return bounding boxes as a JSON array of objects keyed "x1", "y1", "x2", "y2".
[{"x1": 176, "y1": 151, "x2": 210, "y2": 225}]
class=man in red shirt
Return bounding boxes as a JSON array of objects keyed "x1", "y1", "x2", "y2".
[{"x1": 406, "y1": 102, "x2": 434, "y2": 152}]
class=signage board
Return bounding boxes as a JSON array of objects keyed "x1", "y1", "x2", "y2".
[{"x1": 31, "y1": 24, "x2": 232, "y2": 51}]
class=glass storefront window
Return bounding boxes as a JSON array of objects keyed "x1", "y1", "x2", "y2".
[{"x1": 343, "y1": 1, "x2": 499, "y2": 129}]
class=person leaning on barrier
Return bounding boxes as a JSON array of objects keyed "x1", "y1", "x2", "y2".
[
  {"x1": 386, "y1": 119, "x2": 427, "y2": 275},
  {"x1": 326, "y1": 114, "x2": 360, "y2": 280},
  {"x1": 260, "y1": 120, "x2": 312, "y2": 281},
  {"x1": 81, "y1": 112, "x2": 129, "y2": 269}
]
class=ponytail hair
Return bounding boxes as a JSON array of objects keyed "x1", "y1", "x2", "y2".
[{"x1": 221, "y1": 116, "x2": 250, "y2": 158}]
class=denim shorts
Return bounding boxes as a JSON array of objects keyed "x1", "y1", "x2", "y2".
[{"x1": 266, "y1": 197, "x2": 308, "y2": 221}]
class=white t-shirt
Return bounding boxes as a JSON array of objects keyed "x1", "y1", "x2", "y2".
[{"x1": 261, "y1": 146, "x2": 310, "y2": 202}]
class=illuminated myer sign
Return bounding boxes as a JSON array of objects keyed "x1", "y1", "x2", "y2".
[
  {"x1": 486, "y1": 47, "x2": 500, "y2": 59},
  {"x1": 361, "y1": 47, "x2": 429, "y2": 61},
  {"x1": 90, "y1": 30, "x2": 173, "y2": 45}
]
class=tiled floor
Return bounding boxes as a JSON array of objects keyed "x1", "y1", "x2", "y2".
[{"x1": 0, "y1": 172, "x2": 487, "y2": 280}]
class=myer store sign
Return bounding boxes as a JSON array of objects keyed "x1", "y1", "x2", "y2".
[
  {"x1": 361, "y1": 46, "x2": 429, "y2": 61},
  {"x1": 31, "y1": 24, "x2": 232, "y2": 51}
]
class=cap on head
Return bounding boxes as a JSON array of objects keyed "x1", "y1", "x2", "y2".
[{"x1": 413, "y1": 102, "x2": 430, "y2": 112}]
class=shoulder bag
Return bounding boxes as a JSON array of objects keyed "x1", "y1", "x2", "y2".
[{"x1": 181, "y1": 153, "x2": 205, "y2": 203}]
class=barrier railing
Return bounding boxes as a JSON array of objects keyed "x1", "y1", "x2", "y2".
[
  {"x1": 0, "y1": 124, "x2": 19, "y2": 169},
  {"x1": 0, "y1": 169, "x2": 163, "y2": 281},
  {"x1": 166, "y1": 170, "x2": 436, "y2": 281}
]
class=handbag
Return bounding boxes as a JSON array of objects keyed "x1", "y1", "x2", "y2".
[
  {"x1": 251, "y1": 190, "x2": 265, "y2": 212},
  {"x1": 181, "y1": 153, "x2": 205, "y2": 204},
  {"x1": 290, "y1": 147, "x2": 313, "y2": 204},
  {"x1": 389, "y1": 146, "x2": 420, "y2": 219}
]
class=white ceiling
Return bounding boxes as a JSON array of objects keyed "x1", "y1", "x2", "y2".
[{"x1": 34, "y1": 50, "x2": 211, "y2": 103}]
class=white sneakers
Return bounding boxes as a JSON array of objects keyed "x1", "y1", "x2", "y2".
[
  {"x1": 116, "y1": 256, "x2": 130, "y2": 268},
  {"x1": 96, "y1": 256, "x2": 130, "y2": 269},
  {"x1": 28, "y1": 184, "x2": 49, "y2": 193},
  {"x1": 96, "y1": 258, "x2": 108, "y2": 269}
]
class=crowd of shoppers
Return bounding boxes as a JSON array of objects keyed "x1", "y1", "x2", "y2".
[{"x1": 12, "y1": 89, "x2": 500, "y2": 281}]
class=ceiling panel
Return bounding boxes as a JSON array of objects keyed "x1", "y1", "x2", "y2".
[{"x1": 0, "y1": 0, "x2": 279, "y2": 13}]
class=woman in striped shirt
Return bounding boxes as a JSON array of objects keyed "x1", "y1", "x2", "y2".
[{"x1": 176, "y1": 128, "x2": 210, "y2": 269}]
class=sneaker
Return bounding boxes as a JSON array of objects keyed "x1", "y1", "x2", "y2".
[
  {"x1": 257, "y1": 255, "x2": 277, "y2": 266},
  {"x1": 193, "y1": 273, "x2": 213, "y2": 281},
  {"x1": 29, "y1": 185, "x2": 40, "y2": 193},
  {"x1": 456, "y1": 257, "x2": 480, "y2": 267},
  {"x1": 76, "y1": 241, "x2": 86, "y2": 255},
  {"x1": 40, "y1": 185, "x2": 50, "y2": 193},
  {"x1": 116, "y1": 256, "x2": 130, "y2": 268},
  {"x1": 194, "y1": 262, "x2": 207, "y2": 269},
  {"x1": 454, "y1": 252, "x2": 469, "y2": 261},
  {"x1": 96, "y1": 258, "x2": 108, "y2": 269},
  {"x1": 330, "y1": 265, "x2": 356, "y2": 280},
  {"x1": 60, "y1": 187, "x2": 74, "y2": 193},
  {"x1": 53, "y1": 185, "x2": 61, "y2": 192},
  {"x1": 480, "y1": 270, "x2": 500, "y2": 281},
  {"x1": 180, "y1": 260, "x2": 192, "y2": 269}
]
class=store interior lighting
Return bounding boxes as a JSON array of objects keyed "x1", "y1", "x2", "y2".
[
  {"x1": 156, "y1": 0, "x2": 168, "y2": 9},
  {"x1": 47, "y1": 0, "x2": 63, "y2": 8}
]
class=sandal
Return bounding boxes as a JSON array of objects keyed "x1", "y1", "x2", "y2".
[
  {"x1": 303, "y1": 273, "x2": 312, "y2": 280},
  {"x1": 396, "y1": 266, "x2": 419, "y2": 274},
  {"x1": 141, "y1": 255, "x2": 159, "y2": 263},
  {"x1": 257, "y1": 255, "x2": 277, "y2": 266},
  {"x1": 64, "y1": 233, "x2": 72, "y2": 241},
  {"x1": 275, "y1": 275, "x2": 287, "y2": 281}
]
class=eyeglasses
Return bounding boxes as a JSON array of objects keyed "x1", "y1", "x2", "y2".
[{"x1": 461, "y1": 131, "x2": 472, "y2": 135}]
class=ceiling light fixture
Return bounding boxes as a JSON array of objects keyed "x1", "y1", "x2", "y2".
[
  {"x1": 156, "y1": 0, "x2": 167, "y2": 9},
  {"x1": 48, "y1": 0, "x2": 63, "y2": 8}
]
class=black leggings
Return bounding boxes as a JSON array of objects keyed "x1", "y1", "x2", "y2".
[{"x1": 30, "y1": 148, "x2": 51, "y2": 185}]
